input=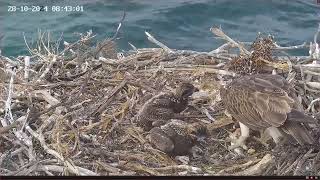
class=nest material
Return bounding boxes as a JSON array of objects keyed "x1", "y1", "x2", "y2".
[
  {"x1": 0, "y1": 29, "x2": 319, "y2": 176},
  {"x1": 227, "y1": 35, "x2": 282, "y2": 75}
]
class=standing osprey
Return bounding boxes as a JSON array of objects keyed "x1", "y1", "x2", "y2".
[
  {"x1": 220, "y1": 74, "x2": 316, "y2": 149},
  {"x1": 136, "y1": 82, "x2": 199, "y2": 131}
]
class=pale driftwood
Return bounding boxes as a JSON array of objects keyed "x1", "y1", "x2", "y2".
[
  {"x1": 32, "y1": 90, "x2": 60, "y2": 106},
  {"x1": 306, "y1": 98, "x2": 320, "y2": 112},
  {"x1": 210, "y1": 27, "x2": 250, "y2": 55},
  {"x1": 36, "y1": 55, "x2": 57, "y2": 82},
  {"x1": 209, "y1": 42, "x2": 232, "y2": 54},
  {"x1": 25, "y1": 125, "x2": 83, "y2": 175},
  {"x1": 145, "y1": 31, "x2": 173, "y2": 53},
  {"x1": 151, "y1": 165, "x2": 202, "y2": 174},
  {"x1": 234, "y1": 154, "x2": 273, "y2": 175},
  {"x1": 37, "y1": 164, "x2": 98, "y2": 176},
  {"x1": 273, "y1": 42, "x2": 308, "y2": 50},
  {"x1": 24, "y1": 56, "x2": 30, "y2": 81},
  {"x1": 216, "y1": 159, "x2": 260, "y2": 175}
]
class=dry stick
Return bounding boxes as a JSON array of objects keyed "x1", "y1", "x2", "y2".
[
  {"x1": 39, "y1": 31, "x2": 52, "y2": 56},
  {"x1": 3, "y1": 68, "x2": 15, "y2": 124},
  {"x1": 306, "y1": 98, "x2": 320, "y2": 112},
  {"x1": 36, "y1": 55, "x2": 57, "y2": 82},
  {"x1": 235, "y1": 154, "x2": 273, "y2": 175},
  {"x1": 216, "y1": 159, "x2": 260, "y2": 175},
  {"x1": 128, "y1": 42, "x2": 137, "y2": 51},
  {"x1": 210, "y1": 27, "x2": 250, "y2": 55},
  {"x1": 1, "y1": 69, "x2": 32, "y2": 148},
  {"x1": 23, "y1": 32, "x2": 36, "y2": 56},
  {"x1": 0, "y1": 56, "x2": 19, "y2": 67},
  {"x1": 293, "y1": 149, "x2": 314, "y2": 175},
  {"x1": 280, "y1": 153, "x2": 304, "y2": 175},
  {"x1": 151, "y1": 165, "x2": 202, "y2": 174},
  {"x1": 209, "y1": 42, "x2": 232, "y2": 54},
  {"x1": 312, "y1": 151, "x2": 320, "y2": 173},
  {"x1": 314, "y1": 23, "x2": 320, "y2": 44},
  {"x1": 5, "y1": 160, "x2": 39, "y2": 176},
  {"x1": 201, "y1": 107, "x2": 215, "y2": 122},
  {"x1": 91, "y1": 80, "x2": 128, "y2": 117},
  {"x1": 59, "y1": 34, "x2": 96, "y2": 56},
  {"x1": 93, "y1": 12, "x2": 126, "y2": 58},
  {"x1": 39, "y1": 165, "x2": 98, "y2": 176},
  {"x1": 96, "y1": 161, "x2": 122, "y2": 173},
  {"x1": 273, "y1": 42, "x2": 308, "y2": 50},
  {"x1": 25, "y1": 125, "x2": 97, "y2": 176},
  {"x1": 145, "y1": 31, "x2": 173, "y2": 53},
  {"x1": 304, "y1": 70, "x2": 320, "y2": 76},
  {"x1": 55, "y1": 32, "x2": 64, "y2": 54},
  {"x1": 139, "y1": 67, "x2": 236, "y2": 76},
  {"x1": 24, "y1": 56, "x2": 30, "y2": 81}
]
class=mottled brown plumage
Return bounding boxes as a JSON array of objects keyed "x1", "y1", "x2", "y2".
[
  {"x1": 221, "y1": 74, "x2": 316, "y2": 146},
  {"x1": 147, "y1": 119, "x2": 205, "y2": 155},
  {"x1": 136, "y1": 82, "x2": 199, "y2": 131}
]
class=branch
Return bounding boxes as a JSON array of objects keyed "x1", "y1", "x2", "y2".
[
  {"x1": 25, "y1": 126, "x2": 82, "y2": 175},
  {"x1": 91, "y1": 80, "x2": 128, "y2": 117},
  {"x1": 36, "y1": 55, "x2": 57, "y2": 82},
  {"x1": 273, "y1": 42, "x2": 308, "y2": 50},
  {"x1": 145, "y1": 31, "x2": 173, "y2": 53},
  {"x1": 210, "y1": 26, "x2": 250, "y2": 55}
]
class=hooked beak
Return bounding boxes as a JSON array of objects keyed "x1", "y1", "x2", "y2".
[{"x1": 194, "y1": 87, "x2": 199, "y2": 92}]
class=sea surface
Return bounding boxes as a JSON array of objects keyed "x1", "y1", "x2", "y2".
[{"x1": 0, "y1": 0, "x2": 320, "y2": 57}]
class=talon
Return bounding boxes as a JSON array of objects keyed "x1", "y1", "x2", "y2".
[{"x1": 228, "y1": 136, "x2": 248, "y2": 150}]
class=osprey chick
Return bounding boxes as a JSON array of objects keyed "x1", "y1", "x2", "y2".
[
  {"x1": 147, "y1": 119, "x2": 206, "y2": 155},
  {"x1": 136, "y1": 82, "x2": 199, "y2": 131}
]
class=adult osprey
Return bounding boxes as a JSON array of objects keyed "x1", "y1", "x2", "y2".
[{"x1": 220, "y1": 74, "x2": 316, "y2": 149}]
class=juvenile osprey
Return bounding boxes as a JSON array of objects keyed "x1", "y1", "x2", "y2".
[
  {"x1": 220, "y1": 74, "x2": 316, "y2": 149},
  {"x1": 147, "y1": 119, "x2": 205, "y2": 155},
  {"x1": 136, "y1": 82, "x2": 199, "y2": 131}
]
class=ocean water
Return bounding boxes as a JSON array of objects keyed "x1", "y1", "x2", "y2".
[{"x1": 1, "y1": 0, "x2": 320, "y2": 57}]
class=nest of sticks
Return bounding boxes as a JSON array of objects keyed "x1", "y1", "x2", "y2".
[{"x1": 0, "y1": 18, "x2": 320, "y2": 176}]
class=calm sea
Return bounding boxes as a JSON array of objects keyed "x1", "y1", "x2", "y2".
[{"x1": 1, "y1": 0, "x2": 320, "y2": 57}]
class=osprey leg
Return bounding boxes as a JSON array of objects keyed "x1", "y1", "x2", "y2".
[{"x1": 229, "y1": 122, "x2": 249, "y2": 150}]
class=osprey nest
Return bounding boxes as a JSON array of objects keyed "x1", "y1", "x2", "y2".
[{"x1": 1, "y1": 24, "x2": 320, "y2": 176}]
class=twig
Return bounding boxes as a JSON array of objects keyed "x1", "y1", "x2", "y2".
[
  {"x1": 91, "y1": 80, "x2": 128, "y2": 117},
  {"x1": 306, "y1": 98, "x2": 320, "y2": 112},
  {"x1": 293, "y1": 149, "x2": 314, "y2": 175},
  {"x1": 145, "y1": 31, "x2": 173, "y2": 53},
  {"x1": 23, "y1": 32, "x2": 35, "y2": 55},
  {"x1": 235, "y1": 154, "x2": 273, "y2": 175},
  {"x1": 201, "y1": 107, "x2": 215, "y2": 122},
  {"x1": 210, "y1": 26, "x2": 250, "y2": 55},
  {"x1": 216, "y1": 159, "x2": 260, "y2": 175},
  {"x1": 4, "y1": 68, "x2": 15, "y2": 124},
  {"x1": 24, "y1": 56, "x2": 30, "y2": 81},
  {"x1": 96, "y1": 161, "x2": 122, "y2": 173},
  {"x1": 273, "y1": 42, "x2": 308, "y2": 50},
  {"x1": 151, "y1": 165, "x2": 202, "y2": 174},
  {"x1": 25, "y1": 125, "x2": 83, "y2": 175},
  {"x1": 209, "y1": 42, "x2": 232, "y2": 54},
  {"x1": 36, "y1": 55, "x2": 57, "y2": 82},
  {"x1": 128, "y1": 42, "x2": 137, "y2": 51},
  {"x1": 93, "y1": 11, "x2": 126, "y2": 58}
]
